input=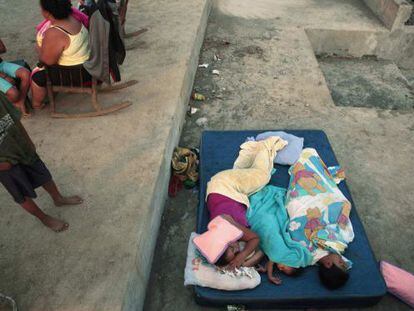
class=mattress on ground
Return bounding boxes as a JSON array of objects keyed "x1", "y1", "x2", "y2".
[{"x1": 196, "y1": 130, "x2": 386, "y2": 309}]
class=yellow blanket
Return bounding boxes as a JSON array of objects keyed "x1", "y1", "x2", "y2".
[{"x1": 206, "y1": 137, "x2": 287, "y2": 207}]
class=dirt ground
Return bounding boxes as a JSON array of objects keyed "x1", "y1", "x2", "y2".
[{"x1": 145, "y1": 5, "x2": 414, "y2": 311}]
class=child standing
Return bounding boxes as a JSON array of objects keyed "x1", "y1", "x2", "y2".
[{"x1": 0, "y1": 93, "x2": 82, "y2": 232}]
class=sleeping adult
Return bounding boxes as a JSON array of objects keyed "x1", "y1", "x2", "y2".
[
  {"x1": 31, "y1": 0, "x2": 91, "y2": 109},
  {"x1": 205, "y1": 136, "x2": 288, "y2": 270}
]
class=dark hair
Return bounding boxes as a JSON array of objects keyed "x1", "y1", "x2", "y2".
[
  {"x1": 215, "y1": 251, "x2": 230, "y2": 267},
  {"x1": 40, "y1": 0, "x2": 72, "y2": 20},
  {"x1": 318, "y1": 264, "x2": 349, "y2": 289}
]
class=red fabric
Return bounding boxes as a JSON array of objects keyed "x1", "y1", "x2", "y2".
[
  {"x1": 168, "y1": 175, "x2": 183, "y2": 197},
  {"x1": 207, "y1": 193, "x2": 249, "y2": 227}
]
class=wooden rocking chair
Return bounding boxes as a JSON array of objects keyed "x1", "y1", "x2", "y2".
[{"x1": 45, "y1": 64, "x2": 137, "y2": 119}]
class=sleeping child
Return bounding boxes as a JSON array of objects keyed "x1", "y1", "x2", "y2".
[{"x1": 212, "y1": 214, "x2": 302, "y2": 285}]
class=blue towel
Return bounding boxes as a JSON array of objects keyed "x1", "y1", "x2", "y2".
[{"x1": 247, "y1": 185, "x2": 313, "y2": 268}]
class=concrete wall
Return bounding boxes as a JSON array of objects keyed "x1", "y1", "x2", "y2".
[
  {"x1": 306, "y1": 26, "x2": 414, "y2": 69},
  {"x1": 363, "y1": 0, "x2": 413, "y2": 30},
  {"x1": 121, "y1": 1, "x2": 212, "y2": 310}
]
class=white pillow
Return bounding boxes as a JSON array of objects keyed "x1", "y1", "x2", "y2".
[{"x1": 184, "y1": 232, "x2": 261, "y2": 291}]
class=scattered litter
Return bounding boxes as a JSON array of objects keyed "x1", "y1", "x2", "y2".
[
  {"x1": 212, "y1": 69, "x2": 220, "y2": 76},
  {"x1": 196, "y1": 117, "x2": 208, "y2": 127},
  {"x1": 305, "y1": 103, "x2": 310, "y2": 107},
  {"x1": 213, "y1": 54, "x2": 222, "y2": 61},
  {"x1": 187, "y1": 107, "x2": 199, "y2": 117},
  {"x1": 181, "y1": 212, "x2": 189, "y2": 220},
  {"x1": 198, "y1": 63, "x2": 209, "y2": 68},
  {"x1": 169, "y1": 147, "x2": 199, "y2": 197},
  {"x1": 192, "y1": 92, "x2": 206, "y2": 101},
  {"x1": 263, "y1": 31, "x2": 272, "y2": 40}
]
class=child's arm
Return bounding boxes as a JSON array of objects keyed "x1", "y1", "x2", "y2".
[
  {"x1": 0, "y1": 162, "x2": 12, "y2": 171},
  {"x1": 0, "y1": 39, "x2": 6, "y2": 54},
  {"x1": 243, "y1": 250, "x2": 264, "y2": 267},
  {"x1": 267, "y1": 261, "x2": 282, "y2": 285},
  {"x1": 221, "y1": 214, "x2": 260, "y2": 270}
]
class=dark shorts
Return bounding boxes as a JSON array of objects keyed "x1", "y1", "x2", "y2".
[
  {"x1": 0, "y1": 158, "x2": 52, "y2": 204},
  {"x1": 32, "y1": 66, "x2": 92, "y2": 88}
]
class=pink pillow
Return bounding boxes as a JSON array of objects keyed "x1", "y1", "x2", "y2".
[
  {"x1": 380, "y1": 261, "x2": 414, "y2": 308},
  {"x1": 193, "y1": 216, "x2": 243, "y2": 264}
]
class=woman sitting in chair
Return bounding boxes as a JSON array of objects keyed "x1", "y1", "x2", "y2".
[{"x1": 32, "y1": 0, "x2": 91, "y2": 110}]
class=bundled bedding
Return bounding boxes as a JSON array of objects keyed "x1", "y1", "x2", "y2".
[{"x1": 285, "y1": 148, "x2": 354, "y2": 265}]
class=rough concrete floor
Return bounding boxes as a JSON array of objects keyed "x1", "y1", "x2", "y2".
[
  {"x1": 407, "y1": 0, "x2": 414, "y2": 25},
  {"x1": 318, "y1": 57, "x2": 414, "y2": 110},
  {"x1": 214, "y1": 0, "x2": 384, "y2": 30},
  {"x1": 0, "y1": 0, "x2": 209, "y2": 310},
  {"x1": 145, "y1": 5, "x2": 414, "y2": 311}
]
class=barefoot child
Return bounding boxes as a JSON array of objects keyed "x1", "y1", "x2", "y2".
[
  {"x1": 0, "y1": 93, "x2": 82, "y2": 232},
  {"x1": 0, "y1": 39, "x2": 31, "y2": 117}
]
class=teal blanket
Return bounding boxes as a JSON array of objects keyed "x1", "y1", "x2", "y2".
[{"x1": 247, "y1": 185, "x2": 313, "y2": 268}]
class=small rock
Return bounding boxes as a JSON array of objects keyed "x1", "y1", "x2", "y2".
[
  {"x1": 263, "y1": 31, "x2": 272, "y2": 40},
  {"x1": 212, "y1": 69, "x2": 220, "y2": 75},
  {"x1": 196, "y1": 117, "x2": 208, "y2": 127},
  {"x1": 198, "y1": 63, "x2": 209, "y2": 68},
  {"x1": 181, "y1": 212, "x2": 189, "y2": 220}
]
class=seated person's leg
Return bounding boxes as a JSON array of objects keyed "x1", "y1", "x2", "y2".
[
  {"x1": 31, "y1": 69, "x2": 48, "y2": 109},
  {"x1": 14, "y1": 67, "x2": 31, "y2": 106},
  {"x1": 0, "y1": 76, "x2": 18, "y2": 102},
  {"x1": 1, "y1": 62, "x2": 31, "y2": 116}
]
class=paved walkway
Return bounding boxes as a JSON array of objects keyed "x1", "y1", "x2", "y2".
[{"x1": 0, "y1": 0, "x2": 210, "y2": 310}]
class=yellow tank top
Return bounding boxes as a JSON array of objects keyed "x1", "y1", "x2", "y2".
[{"x1": 49, "y1": 25, "x2": 90, "y2": 66}]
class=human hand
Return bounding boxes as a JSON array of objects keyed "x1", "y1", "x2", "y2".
[
  {"x1": 228, "y1": 256, "x2": 244, "y2": 271},
  {"x1": 255, "y1": 264, "x2": 266, "y2": 273},
  {"x1": 269, "y1": 275, "x2": 282, "y2": 285}
]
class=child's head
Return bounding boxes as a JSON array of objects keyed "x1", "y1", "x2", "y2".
[
  {"x1": 215, "y1": 242, "x2": 240, "y2": 266},
  {"x1": 318, "y1": 253, "x2": 349, "y2": 289},
  {"x1": 276, "y1": 263, "x2": 302, "y2": 276}
]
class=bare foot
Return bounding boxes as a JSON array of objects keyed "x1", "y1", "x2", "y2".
[
  {"x1": 41, "y1": 215, "x2": 69, "y2": 232},
  {"x1": 14, "y1": 100, "x2": 31, "y2": 117},
  {"x1": 32, "y1": 102, "x2": 46, "y2": 110},
  {"x1": 54, "y1": 195, "x2": 83, "y2": 207}
]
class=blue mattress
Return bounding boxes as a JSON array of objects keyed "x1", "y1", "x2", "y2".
[{"x1": 195, "y1": 130, "x2": 386, "y2": 309}]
